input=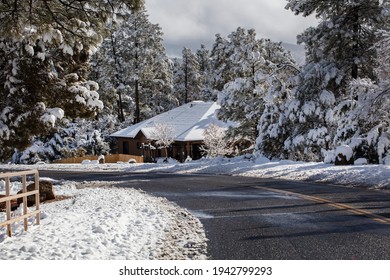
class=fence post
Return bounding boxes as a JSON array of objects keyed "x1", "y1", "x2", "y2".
[
  {"x1": 35, "y1": 172, "x2": 40, "y2": 225},
  {"x1": 5, "y1": 177, "x2": 11, "y2": 237},
  {"x1": 22, "y1": 174, "x2": 28, "y2": 231}
]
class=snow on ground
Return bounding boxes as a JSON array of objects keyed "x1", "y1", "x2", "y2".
[
  {"x1": 0, "y1": 179, "x2": 208, "y2": 260},
  {"x1": 2, "y1": 155, "x2": 390, "y2": 190},
  {"x1": 1, "y1": 155, "x2": 390, "y2": 260}
]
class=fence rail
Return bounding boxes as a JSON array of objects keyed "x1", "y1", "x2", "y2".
[{"x1": 0, "y1": 170, "x2": 40, "y2": 237}]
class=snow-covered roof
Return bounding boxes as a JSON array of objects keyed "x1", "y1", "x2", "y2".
[{"x1": 111, "y1": 101, "x2": 230, "y2": 142}]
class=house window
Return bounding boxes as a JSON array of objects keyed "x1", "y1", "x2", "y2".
[
  {"x1": 123, "y1": 141, "x2": 129, "y2": 154},
  {"x1": 137, "y1": 142, "x2": 143, "y2": 149}
]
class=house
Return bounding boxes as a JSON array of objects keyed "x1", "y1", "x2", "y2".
[{"x1": 110, "y1": 101, "x2": 231, "y2": 162}]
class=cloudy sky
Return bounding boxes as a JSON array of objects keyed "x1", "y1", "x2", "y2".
[{"x1": 145, "y1": 0, "x2": 318, "y2": 57}]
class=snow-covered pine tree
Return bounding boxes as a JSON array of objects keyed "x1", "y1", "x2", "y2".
[
  {"x1": 215, "y1": 28, "x2": 297, "y2": 149},
  {"x1": 0, "y1": 1, "x2": 144, "y2": 46},
  {"x1": 334, "y1": 27, "x2": 390, "y2": 164},
  {"x1": 0, "y1": 0, "x2": 143, "y2": 161},
  {"x1": 196, "y1": 44, "x2": 215, "y2": 101},
  {"x1": 209, "y1": 33, "x2": 233, "y2": 92},
  {"x1": 197, "y1": 45, "x2": 210, "y2": 76},
  {"x1": 173, "y1": 47, "x2": 202, "y2": 104},
  {"x1": 281, "y1": 0, "x2": 386, "y2": 162},
  {"x1": 142, "y1": 48, "x2": 176, "y2": 120},
  {"x1": 216, "y1": 28, "x2": 264, "y2": 145},
  {"x1": 172, "y1": 58, "x2": 184, "y2": 103},
  {"x1": 255, "y1": 41, "x2": 299, "y2": 159},
  {"x1": 13, "y1": 118, "x2": 114, "y2": 164},
  {"x1": 89, "y1": 35, "x2": 132, "y2": 123},
  {"x1": 91, "y1": 8, "x2": 176, "y2": 124}
]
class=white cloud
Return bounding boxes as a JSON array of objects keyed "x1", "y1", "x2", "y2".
[{"x1": 145, "y1": 0, "x2": 318, "y2": 56}]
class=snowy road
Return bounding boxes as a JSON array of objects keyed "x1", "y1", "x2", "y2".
[{"x1": 39, "y1": 170, "x2": 390, "y2": 260}]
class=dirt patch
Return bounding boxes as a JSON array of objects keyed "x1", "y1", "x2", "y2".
[
  {"x1": 41, "y1": 195, "x2": 73, "y2": 204},
  {"x1": 0, "y1": 195, "x2": 72, "y2": 212}
]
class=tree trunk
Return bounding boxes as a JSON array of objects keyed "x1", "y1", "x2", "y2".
[
  {"x1": 111, "y1": 34, "x2": 125, "y2": 122},
  {"x1": 134, "y1": 79, "x2": 140, "y2": 124},
  {"x1": 184, "y1": 54, "x2": 189, "y2": 104},
  {"x1": 351, "y1": 8, "x2": 360, "y2": 80},
  {"x1": 117, "y1": 94, "x2": 125, "y2": 122},
  {"x1": 134, "y1": 12, "x2": 141, "y2": 124}
]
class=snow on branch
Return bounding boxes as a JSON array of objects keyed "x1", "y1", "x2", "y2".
[{"x1": 40, "y1": 108, "x2": 65, "y2": 127}]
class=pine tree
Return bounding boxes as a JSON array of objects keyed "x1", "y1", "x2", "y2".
[
  {"x1": 210, "y1": 33, "x2": 234, "y2": 92},
  {"x1": 215, "y1": 28, "x2": 297, "y2": 147},
  {"x1": 0, "y1": 1, "x2": 144, "y2": 43},
  {"x1": 173, "y1": 47, "x2": 202, "y2": 104},
  {"x1": 255, "y1": 42, "x2": 299, "y2": 159},
  {"x1": 216, "y1": 28, "x2": 262, "y2": 143},
  {"x1": 334, "y1": 27, "x2": 390, "y2": 164},
  {"x1": 280, "y1": 0, "x2": 386, "y2": 161},
  {"x1": 91, "y1": 8, "x2": 176, "y2": 124},
  {"x1": 196, "y1": 44, "x2": 215, "y2": 101},
  {"x1": 0, "y1": 37, "x2": 104, "y2": 160},
  {"x1": 89, "y1": 35, "x2": 131, "y2": 123},
  {"x1": 0, "y1": 0, "x2": 143, "y2": 161},
  {"x1": 13, "y1": 118, "x2": 113, "y2": 164}
]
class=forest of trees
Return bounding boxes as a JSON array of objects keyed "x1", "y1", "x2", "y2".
[{"x1": 1, "y1": 0, "x2": 389, "y2": 164}]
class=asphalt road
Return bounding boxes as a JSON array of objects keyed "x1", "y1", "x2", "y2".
[{"x1": 38, "y1": 170, "x2": 390, "y2": 260}]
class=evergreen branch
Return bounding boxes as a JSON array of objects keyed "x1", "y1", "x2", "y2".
[
  {"x1": 373, "y1": 85, "x2": 390, "y2": 104},
  {"x1": 42, "y1": 0, "x2": 85, "y2": 40},
  {"x1": 275, "y1": 63, "x2": 301, "y2": 75}
]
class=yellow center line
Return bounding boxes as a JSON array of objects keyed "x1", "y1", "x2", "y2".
[{"x1": 255, "y1": 186, "x2": 390, "y2": 225}]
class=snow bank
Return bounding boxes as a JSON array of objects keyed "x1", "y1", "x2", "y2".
[
  {"x1": 0, "y1": 180, "x2": 207, "y2": 260},
  {"x1": 3, "y1": 155, "x2": 390, "y2": 190}
]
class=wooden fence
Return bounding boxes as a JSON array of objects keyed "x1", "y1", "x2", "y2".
[
  {"x1": 54, "y1": 154, "x2": 144, "y2": 164},
  {"x1": 0, "y1": 170, "x2": 40, "y2": 237}
]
